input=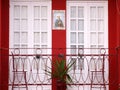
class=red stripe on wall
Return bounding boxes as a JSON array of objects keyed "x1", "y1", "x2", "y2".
[
  {"x1": 52, "y1": 0, "x2": 66, "y2": 90},
  {"x1": 1, "y1": 0, "x2": 9, "y2": 90},
  {"x1": 109, "y1": 0, "x2": 119, "y2": 90},
  {"x1": 116, "y1": 0, "x2": 120, "y2": 87},
  {"x1": 0, "y1": 0, "x2": 1, "y2": 89},
  {"x1": 52, "y1": 30, "x2": 66, "y2": 90},
  {"x1": 52, "y1": 0, "x2": 66, "y2": 10}
]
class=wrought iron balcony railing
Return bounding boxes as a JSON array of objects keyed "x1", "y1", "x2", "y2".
[{"x1": 1, "y1": 48, "x2": 118, "y2": 90}]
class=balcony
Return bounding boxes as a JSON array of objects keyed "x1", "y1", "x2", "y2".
[{"x1": 1, "y1": 48, "x2": 117, "y2": 90}]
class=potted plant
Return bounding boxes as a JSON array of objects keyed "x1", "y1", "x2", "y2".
[{"x1": 44, "y1": 59, "x2": 75, "y2": 90}]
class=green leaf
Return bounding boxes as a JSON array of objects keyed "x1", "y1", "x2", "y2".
[{"x1": 44, "y1": 59, "x2": 76, "y2": 85}]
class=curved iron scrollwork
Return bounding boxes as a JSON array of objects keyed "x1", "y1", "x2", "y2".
[{"x1": 7, "y1": 48, "x2": 116, "y2": 90}]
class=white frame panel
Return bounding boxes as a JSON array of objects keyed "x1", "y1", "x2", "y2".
[
  {"x1": 67, "y1": 1, "x2": 108, "y2": 52},
  {"x1": 10, "y1": 1, "x2": 52, "y2": 51},
  {"x1": 9, "y1": 1, "x2": 52, "y2": 90},
  {"x1": 67, "y1": 1, "x2": 108, "y2": 90}
]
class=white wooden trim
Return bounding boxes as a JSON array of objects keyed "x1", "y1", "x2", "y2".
[
  {"x1": 10, "y1": 0, "x2": 51, "y2": 2},
  {"x1": 10, "y1": 1, "x2": 52, "y2": 50},
  {"x1": 67, "y1": 1, "x2": 108, "y2": 50}
]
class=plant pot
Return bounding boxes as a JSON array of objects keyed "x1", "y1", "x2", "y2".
[{"x1": 57, "y1": 80, "x2": 66, "y2": 90}]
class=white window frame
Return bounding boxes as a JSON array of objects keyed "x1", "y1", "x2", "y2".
[
  {"x1": 9, "y1": 1, "x2": 52, "y2": 90},
  {"x1": 9, "y1": 1, "x2": 52, "y2": 53},
  {"x1": 66, "y1": 2, "x2": 108, "y2": 90},
  {"x1": 67, "y1": 1, "x2": 108, "y2": 54}
]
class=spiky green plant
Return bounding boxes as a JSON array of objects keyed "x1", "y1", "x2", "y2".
[{"x1": 44, "y1": 59, "x2": 75, "y2": 84}]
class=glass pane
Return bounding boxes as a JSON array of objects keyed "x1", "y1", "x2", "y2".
[
  {"x1": 98, "y1": 33, "x2": 104, "y2": 44},
  {"x1": 34, "y1": 45, "x2": 40, "y2": 48},
  {"x1": 97, "y1": 58, "x2": 103, "y2": 70},
  {"x1": 70, "y1": 45, "x2": 76, "y2": 54},
  {"x1": 41, "y1": 19, "x2": 47, "y2": 31},
  {"x1": 98, "y1": 7, "x2": 104, "y2": 18},
  {"x1": 21, "y1": 6, "x2": 27, "y2": 18},
  {"x1": 41, "y1": 6, "x2": 47, "y2": 18},
  {"x1": 41, "y1": 45, "x2": 47, "y2": 54},
  {"x1": 70, "y1": 32, "x2": 76, "y2": 43},
  {"x1": 90, "y1": 45, "x2": 96, "y2": 54},
  {"x1": 34, "y1": 19, "x2": 40, "y2": 30},
  {"x1": 78, "y1": 7, "x2": 84, "y2": 18},
  {"x1": 78, "y1": 19, "x2": 84, "y2": 31},
  {"x1": 78, "y1": 58, "x2": 84, "y2": 70},
  {"x1": 71, "y1": 58, "x2": 76, "y2": 70},
  {"x1": 21, "y1": 19, "x2": 28, "y2": 30},
  {"x1": 78, "y1": 32, "x2": 84, "y2": 43},
  {"x1": 14, "y1": 32, "x2": 20, "y2": 43},
  {"x1": 21, "y1": 45, "x2": 27, "y2": 54},
  {"x1": 98, "y1": 45, "x2": 104, "y2": 48},
  {"x1": 78, "y1": 45, "x2": 84, "y2": 48},
  {"x1": 14, "y1": 5, "x2": 20, "y2": 18},
  {"x1": 98, "y1": 45, "x2": 104, "y2": 54},
  {"x1": 70, "y1": 19, "x2": 76, "y2": 31},
  {"x1": 90, "y1": 20, "x2": 96, "y2": 31},
  {"x1": 21, "y1": 32, "x2": 28, "y2": 43},
  {"x1": 90, "y1": 58, "x2": 96, "y2": 70},
  {"x1": 90, "y1": 7, "x2": 96, "y2": 18},
  {"x1": 41, "y1": 58, "x2": 48, "y2": 70},
  {"x1": 14, "y1": 19, "x2": 20, "y2": 31},
  {"x1": 90, "y1": 33, "x2": 97, "y2": 44},
  {"x1": 14, "y1": 45, "x2": 20, "y2": 48},
  {"x1": 78, "y1": 45, "x2": 84, "y2": 54},
  {"x1": 34, "y1": 6, "x2": 40, "y2": 18},
  {"x1": 70, "y1": 6, "x2": 76, "y2": 18},
  {"x1": 34, "y1": 46, "x2": 41, "y2": 55},
  {"x1": 41, "y1": 32, "x2": 47, "y2": 43},
  {"x1": 98, "y1": 20, "x2": 104, "y2": 31},
  {"x1": 34, "y1": 32, "x2": 40, "y2": 43}
]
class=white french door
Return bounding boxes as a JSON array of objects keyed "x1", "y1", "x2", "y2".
[
  {"x1": 67, "y1": 1, "x2": 108, "y2": 53},
  {"x1": 67, "y1": 1, "x2": 108, "y2": 90},
  {"x1": 10, "y1": 1, "x2": 51, "y2": 52},
  {"x1": 9, "y1": 0, "x2": 52, "y2": 90}
]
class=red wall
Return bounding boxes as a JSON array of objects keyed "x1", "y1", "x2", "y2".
[
  {"x1": 52, "y1": 30, "x2": 66, "y2": 90},
  {"x1": 109, "y1": 0, "x2": 119, "y2": 90},
  {"x1": 0, "y1": 0, "x2": 120, "y2": 90},
  {"x1": 52, "y1": 0, "x2": 66, "y2": 90},
  {"x1": 52, "y1": 0, "x2": 66, "y2": 10},
  {"x1": 0, "y1": 0, "x2": 2, "y2": 89},
  {"x1": 0, "y1": 0, "x2": 9, "y2": 90},
  {"x1": 116, "y1": 0, "x2": 120, "y2": 88}
]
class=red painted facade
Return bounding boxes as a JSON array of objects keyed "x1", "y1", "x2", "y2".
[
  {"x1": 0, "y1": 0, "x2": 120, "y2": 90},
  {"x1": 0, "y1": 0, "x2": 9, "y2": 90},
  {"x1": 116, "y1": 0, "x2": 120, "y2": 86},
  {"x1": 108, "y1": 0, "x2": 119, "y2": 90},
  {"x1": 52, "y1": 0, "x2": 66, "y2": 89},
  {"x1": 52, "y1": 0, "x2": 66, "y2": 10},
  {"x1": 0, "y1": 0, "x2": 1, "y2": 89},
  {"x1": 52, "y1": 30, "x2": 66, "y2": 90}
]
